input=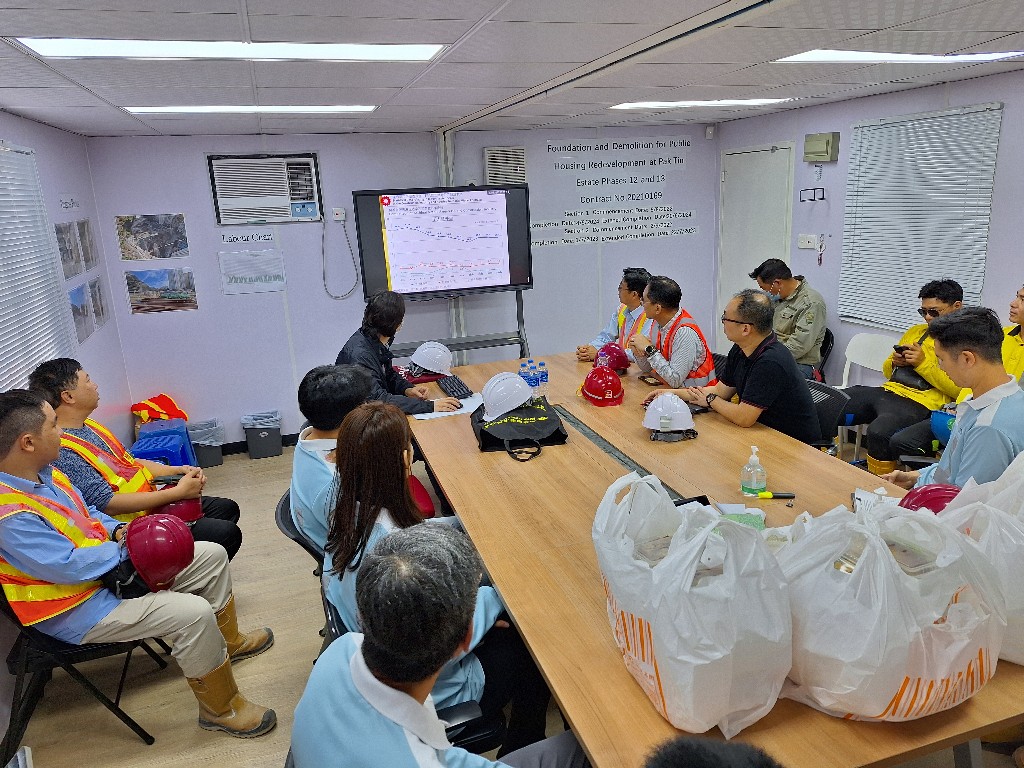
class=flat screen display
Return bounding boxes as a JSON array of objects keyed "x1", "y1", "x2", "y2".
[{"x1": 353, "y1": 184, "x2": 533, "y2": 300}]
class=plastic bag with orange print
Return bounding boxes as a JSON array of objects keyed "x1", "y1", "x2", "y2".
[
  {"x1": 592, "y1": 472, "x2": 792, "y2": 738},
  {"x1": 776, "y1": 506, "x2": 1006, "y2": 721}
]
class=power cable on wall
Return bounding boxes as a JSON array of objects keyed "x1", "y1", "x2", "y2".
[{"x1": 322, "y1": 217, "x2": 360, "y2": 300}]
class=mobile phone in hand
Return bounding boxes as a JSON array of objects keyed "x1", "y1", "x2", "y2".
[{"x1": 893, "y1": 345, "x2": 909, "y2": 353}]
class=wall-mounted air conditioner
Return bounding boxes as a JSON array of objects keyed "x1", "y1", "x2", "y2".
[{"x1": 208, "y1": 153, "x2": 323, "y2": 225}]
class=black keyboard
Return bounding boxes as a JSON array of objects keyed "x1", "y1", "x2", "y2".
[{"x1": 437, "y1": 375, "x2": 473, "y2": 399}]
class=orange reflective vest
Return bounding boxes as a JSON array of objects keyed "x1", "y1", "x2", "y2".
[
  {"x1": 131, "y1": 394, "x2": 188, "y2": 424},
  {"x1": 615, "y1": 304, "x2": 648, "y2": 348},
  {"x1": 653, "y1": 309, "x2": 717, "y2": 387},
  {"x1": 61, "y1": 419, "x2": 155, "y2": 523},
  {"x1": 0, "y1": 469, "x2": 109, "y2": 625}
]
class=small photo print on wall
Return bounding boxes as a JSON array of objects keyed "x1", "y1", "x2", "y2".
[
  {"x1": 126, "y1": 268, "x2": 198, "y2": 314},
  {"x1": 88, "y1": 277, "x2": 109, "y2": 328},
  {"x1": 55, "y1": 221, "x2": 83, "y2": 279},
  {"x1": 78, "y1": 219, "x2": 98, "y2": 271},
  {"x1": 116, "y1": 213, "x2": 189, "y2": 260},
  {"x1": 68, "y1": 283, "x2": 95, "y2": 343}
]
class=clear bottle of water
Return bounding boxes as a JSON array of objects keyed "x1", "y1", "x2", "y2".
[
  {"x1": 519, "y1": 362, "x2": 530, "y2": 382},
  {"x1": 528, "y1": 364, "x2": 541, "y2": 402},
  {"x1": 537, "y1": 361, "x2": 549, "y2": 400}
]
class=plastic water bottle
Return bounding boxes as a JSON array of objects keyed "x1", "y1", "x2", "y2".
[
  {"x1": 537, "y1": 361, "x2": 549, "y2": 400},
  {"x1": 740, "y1": 446, "x2": 767, "y2": 496},
  {"x1": 519, "y1": 362, "x2": 530, "y2": 382},
  {"x1": 528, "y1": 364, "x2": 541, "y2": 402}
]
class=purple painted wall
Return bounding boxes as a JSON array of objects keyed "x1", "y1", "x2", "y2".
[
  {"x1": 0, "y1": 110, "x2": 132, "y2": 436},
  {"x1": 716, "y1": 69, "x2": 1024, "y2": 384},
  {"x1": 85, "y1": 133, "x2": 442, "y2": 442}
]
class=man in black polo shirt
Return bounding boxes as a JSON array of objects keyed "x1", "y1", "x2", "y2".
[{"x1": 647, "y1": 289, "x2": 820, "y2": 443}]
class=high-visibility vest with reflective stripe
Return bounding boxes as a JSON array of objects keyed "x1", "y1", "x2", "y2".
[
  {"x1": 60, "y1": 419, "x2": 155, "y2": 523},
  {"x1": 0, "y1": 470, "x2": 109, "y2": 625},
  {"x1": 653, "y1": 309, "x2": 717, "y2": 387},
  {"x1": 615, "y1": 304, "x2": 648, "y2": 348},
  {"x1": 131, "y1": 394, "x2": 188, "y2": 424}
]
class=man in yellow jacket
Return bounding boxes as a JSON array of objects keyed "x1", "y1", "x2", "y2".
[{"x1": 842, "y1": 279, "x2": 964, "y2": 475}]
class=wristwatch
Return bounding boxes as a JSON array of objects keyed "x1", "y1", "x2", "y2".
[
  {"x1": 644, "y1": 344, "x2": 656, "y2": 358},
  {"x1": 705, "y1": 393, "x2": 718, "y2": 407}
]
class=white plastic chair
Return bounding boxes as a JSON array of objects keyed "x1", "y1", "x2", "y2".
[{"x1": 839, "y1": 332, "x2": 898, "y2": 460}]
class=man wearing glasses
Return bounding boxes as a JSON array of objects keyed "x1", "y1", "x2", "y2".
[
  {"x1": 842, "y1": 279, "x2": 964, "y2": 475},
  {"x1": 645, "y1": 289, "x2": 819, "y2": 443}
]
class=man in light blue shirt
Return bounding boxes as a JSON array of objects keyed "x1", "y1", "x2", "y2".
[
  {"x1": 882, "y1": 307, "x2": 1024, "y2": 489},
  {"x1": 292, "y1": 524, "x2": 588, "y2": 768},
  {"x1": 290, "y1": 364, "x2": 371, "y2": 551},
  {"x1": 577, "y1": 266, "x2": 652, "y2": 363}
]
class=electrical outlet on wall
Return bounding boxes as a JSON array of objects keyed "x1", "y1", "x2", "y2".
[
  {"x1": 332, "y1": 207, "x2": 345, "y2": 221},
  {"x1": 797, "y1": 234, "x2": 817, "y2": 249}
]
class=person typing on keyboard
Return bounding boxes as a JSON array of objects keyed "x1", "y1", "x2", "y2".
[{"x1": 337, "y1": 291, "x2": 461, "y2": 414}]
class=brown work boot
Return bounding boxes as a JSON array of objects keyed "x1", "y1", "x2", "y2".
[
  {"x1": 187, "y1": 656, "x2": 277, "y2": 738},
  {"x1": 215, "y1": 594, "x2": 274, "y2": 662}
]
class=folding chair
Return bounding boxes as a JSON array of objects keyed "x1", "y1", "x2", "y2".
[
  {"x1": 838, "y1": 332, "x2": 897, "y2": 460},
  {"x1": 0, "y1": 592, "x2": 168, "y2": 764}
]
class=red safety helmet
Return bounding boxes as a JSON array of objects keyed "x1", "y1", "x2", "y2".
[
  {"x1": 124, "y1": 514, "x2": 195, "y2": 591},
  {"x1": 152, "y1": 497, "x2": 204, "y2": 523},
  {"x1": 594, "y1": 343, "x2": 630, "y2": 374},
  {"x1": 581, "y1": 365, "x2": 624, "y2": 406},
  {"x1": 897, "y1": 484, "x2": 961, "y2": 515}
]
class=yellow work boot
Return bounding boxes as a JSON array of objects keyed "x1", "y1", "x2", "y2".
[
  {"x1": 866, "y1": 455, "x2": 897, "y2": 476},
  {"x1": 215, "y1": 594, "x2": 274, "y2": 662},
  {"x1": 187, "y1": 657, "x2": 277, "y2": 738}
]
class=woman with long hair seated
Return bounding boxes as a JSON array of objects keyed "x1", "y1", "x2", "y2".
[{"x1": 323, "y1": 401, "x2": 551, "y2": 755}]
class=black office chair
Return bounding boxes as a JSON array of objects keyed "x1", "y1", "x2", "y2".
[
  {"x1": 816, "y1": 327, "x2": 835, "y2": 383},
  {"x1": 274, "y1": 489, "x2": 323, "y2": 571},
  {"x1": 712, "y1": 352, "x2": 728, "y2": 374},
  {"x1": 0, "y1": 592, "x2": 169, "y2": 764},
  {"x1": 806, "y1": 380, "x2": 851, "y2": 454}
]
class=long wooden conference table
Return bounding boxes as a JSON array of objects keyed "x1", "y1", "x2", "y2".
[{"x1": 410, "y1": 352, "x2": 1024, "y2": 768}]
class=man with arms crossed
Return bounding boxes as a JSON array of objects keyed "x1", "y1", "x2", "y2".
[
  {"x1": 749, "y1": 258, "x2": 827, "y2": 379},
  {"x1": 291, "y1": 524, "x2": 588, "y2": 768},
  {"x1": 648, "y1": 289, "x2": 820, "y2": 444},
  {"x1": 628, "y1": 276, "x2": 716, "y2": 388},
  {"x1": 882, "y1": 307, "x2": 1024, "y2": 490},
  {"x1": 576, "y1": 267, "x2": 652, "y2": 362}
]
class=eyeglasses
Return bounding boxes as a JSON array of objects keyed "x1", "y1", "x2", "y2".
[
  {"x1": 917, "y1": 307, "x2": 943, "y2": 318},
  {"x1": 721, "y1": 315, "x2": 747, "y2": 325}
]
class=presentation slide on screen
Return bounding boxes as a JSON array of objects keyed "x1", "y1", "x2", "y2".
[{"x1": 379, "y1": 190, "x2": 511, "y2": 293}]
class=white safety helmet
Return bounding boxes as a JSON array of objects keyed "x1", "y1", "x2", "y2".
[
  {"x1": 482, "y1": 372, "x2": 532, "y2": 422},
  {"x1": 410, "y1": 341, "x2": 453, "y2": 375},
  {"x1": 643, "y1": 393, "x2": 695, "y2": 432}
]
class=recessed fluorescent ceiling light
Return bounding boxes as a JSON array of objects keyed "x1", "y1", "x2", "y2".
[
  {"x1": 126, "y1": 106, "x2": 376, "y2": 114},
  {"x1": 777, "y1": 49, "x2": 1024, "y2": 64},
  {"x1": 610, "y1": 99, "x2": 790, "y2": 109},
  {"x1": 17, "y1": 38, "x2": 444, "y2": 61}
]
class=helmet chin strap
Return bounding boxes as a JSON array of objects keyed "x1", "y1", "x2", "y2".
[{"x1": 650, "y1": 429, "x2": 698, "y2": 443}]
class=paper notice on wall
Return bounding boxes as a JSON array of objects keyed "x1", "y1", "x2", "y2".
[
  {"x1": 533, "y1": 137, "x2": 698, "y2": 247},
  {"x1": 218, "y1": 250, "x2": 286, "y2": 295}
]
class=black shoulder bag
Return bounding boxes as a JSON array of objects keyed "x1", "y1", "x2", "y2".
[
  {"x1": 889, "y1": 331, "x2": 933, "y2": 391},
  {"x1": 470, "y1": 398, "x2": 568, "y2": 461}
]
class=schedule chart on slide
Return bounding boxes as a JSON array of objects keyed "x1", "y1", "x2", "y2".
[{"x1": 379, "y1": 190, "x2": 511, "y2": 293}]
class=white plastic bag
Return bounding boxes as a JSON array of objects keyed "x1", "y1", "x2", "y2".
[
  {"x1": 938, "y1": 500, "x2": 1024, "y2": 663},
  {"x1": 777, "y1": 506, "x2": 1005, "y2": 721},
  {"x1": 592, "y1": 472, "x2": 792, "y2": 737}
]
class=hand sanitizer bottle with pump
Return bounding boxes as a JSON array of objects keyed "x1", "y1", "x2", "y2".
[{"x1": 740, "y1": 446, "x2": 767, "y2": 496}]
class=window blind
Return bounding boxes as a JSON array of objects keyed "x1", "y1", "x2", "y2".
[
  {"x1": 838, "y1": 102, "x2": 1002, "y2": 331},
  {"x1": 0, "y1": 141, "x2": 76, "y2": 390}
]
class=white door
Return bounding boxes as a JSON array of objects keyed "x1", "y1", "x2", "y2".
[{"x1": 716, "y1": 145, "x2": 793, "y2": 351}]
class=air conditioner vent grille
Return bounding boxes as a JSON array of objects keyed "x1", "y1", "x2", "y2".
[{"x1": 484, "y1": 146, "x2": 526, "y2": 184}]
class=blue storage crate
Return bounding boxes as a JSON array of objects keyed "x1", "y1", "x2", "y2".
[
  {"x1": 130, "y1": 433, "x2": 196, "y2": 468},
  {"x1": 136, "y1": 418, "x2": 197, "y2": 465}
]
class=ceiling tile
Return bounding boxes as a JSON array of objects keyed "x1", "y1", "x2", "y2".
[
  {"x1": 641, "y1": 27, "x2": 867, "y2": 65},
  {"x1": 736, "y1": 0, "x2": 987, "y2": 31},
  {"x1": 961, "y1": 32, "x2": 1024, "y2": 51},
  {"x1": 139, "y1": 115, "x2": 261, "y2": 134},
  {"x1": 581, "y1": 62, "x2": 747, "y2": 87},
  {"x1": 708, "y1": 62, "x2": 884, "y2": 86},
  {"x1": 493, "y1": 0, "x2": 726, "y2": 24},
  {"x1": 247, "y1": 15, "x2": 474, "y2": 44},
  {"x1": 837, "y1": 28, "x2": 1014, "y2": 53},
  {"x1": 367, "y1": 104, "x2": 474, "y2": 120},
  {"x1": 255, "y1": 87, "x2": 400, "y2": 105},
  {"x1": 0, "y1": 86, "x2": 109, "y2": 107},
  {"x1": 248, "y1": 0, "x2": 487, "y2": 18},
  {"x1": 50, "y1": 59, "x2": 254, "y2": 89},
  {"x1": 253, "y1": 61, "x2": 427, "y2": 88},
  {"x1": 389, "y1": 87, "x2": 524, "y2": 106},
  {"x1": 10, "y1": 105, "x2": 154, "y2": 133},
  {"x1": 530, "y1": 86, "x2": 678, "y2": 105},
  {"x1": 89, "y1": 86, "x2": 256, "y2": 106},
  {"x1": 0, "y1": 0, "x2": 235, "y2": 10},
  {"x1": 256, "y1": 116, "x2": 368, "y2": 133},
  {"x1": 412, "y1": 62, "x2": 583, "y2": 88},
  {"x1": 499, "y1": 102, "x2": 598, "y2": 117},
  {"x1": 443, "y1": 21, "x2": 664, "y2": 63},
  {"x1": 896, "y1": 0, "x2": 1024, "y2": 32},
  {"x1": 0, "y1": 58, "x2": 74, "y2": 87},
  {"x1": 0, "y1": 9, "x2": 243, "y2": 39}
]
